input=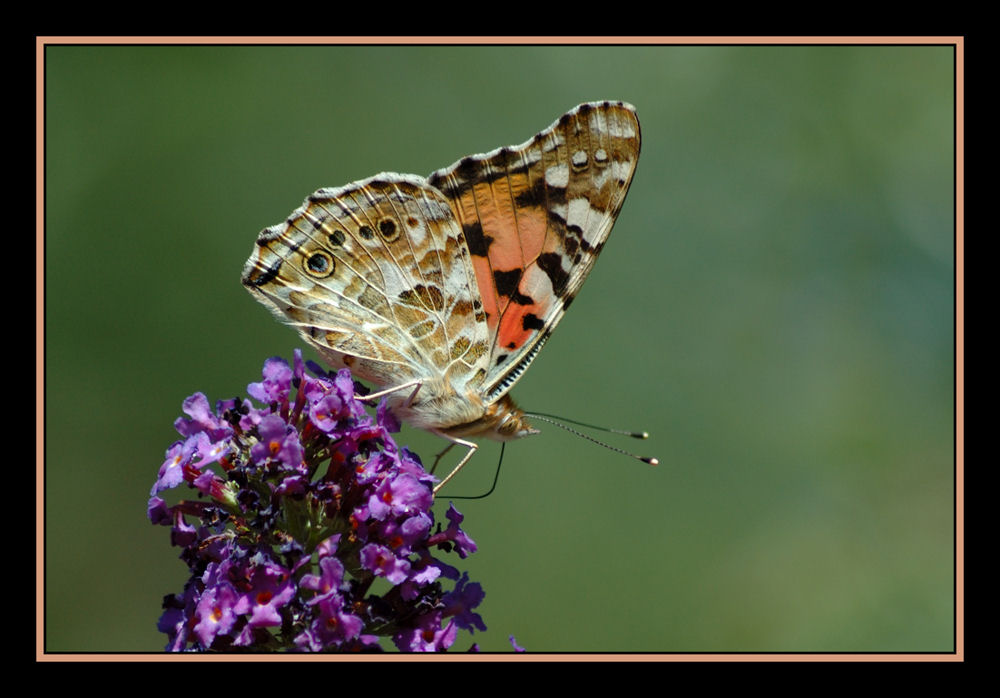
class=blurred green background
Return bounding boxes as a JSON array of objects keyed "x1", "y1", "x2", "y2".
[{"x1": 44, "y1": 44, "x2": 955, "y2": 653}]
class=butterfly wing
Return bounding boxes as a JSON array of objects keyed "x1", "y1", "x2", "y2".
[
  {"x1": 427, "y1": 101, "x2": 641, "y2": 402},
  {"x1": 242, "y1": 174, "x2": 491, "y2": 394}
]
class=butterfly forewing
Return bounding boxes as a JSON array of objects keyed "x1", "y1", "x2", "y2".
[{"x1": 427, "y1": 101, "x2": 640, "y2": 402}]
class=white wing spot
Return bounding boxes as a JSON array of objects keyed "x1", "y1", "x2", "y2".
[
  {"x1": 603, "y1": 118, "x2": 636, "y2": 139},
  {"x1": 567, "y1": 197, "x2": 593, "y2": 227},
  {"x1": 407, "y1": 219, "x2": 427, "y2": 247},
  {"x1": 545, "y1": 164, "x2": 569, "y2": 188}
]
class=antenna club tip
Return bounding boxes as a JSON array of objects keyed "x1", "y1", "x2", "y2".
[
  {"x1": 637, "y1": 431, "x2": 649, "y2": 439},
  {"x1": 644, "y1": 457, "x2": 659, "y2": 466}
]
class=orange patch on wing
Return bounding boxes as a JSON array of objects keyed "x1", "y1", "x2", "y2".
[
  {"x1": 464, "y1": 169, "x2": 560, "y2": 359},
  {"x1": 458, "y1": 175, "x2": 555, "y2": 347},
  {"x1": 495, "y1": 303, "x2": 535, "y2": 352},
  {"x1": 470, "y1": 253, "x2": 499, "y2": 335},
  {"x1": 472, "y1": 180, "x2": 522, "y2": 270},
  {"x1": 510, "y1": 205, "x2": 548, "y2": 262}
]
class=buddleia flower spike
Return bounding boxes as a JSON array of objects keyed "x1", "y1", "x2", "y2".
[{"x1": 149, "y1": 350, "x2": 490, "y2": 652}]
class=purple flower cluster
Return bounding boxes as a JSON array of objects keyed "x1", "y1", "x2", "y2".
[{"x1": 149, "y1": 351, "x2": 485, "y2": 652}]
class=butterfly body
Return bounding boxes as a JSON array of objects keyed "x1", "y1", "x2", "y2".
[{"x1": 242, "y1": 101, "x2": 640, "y2": 488}]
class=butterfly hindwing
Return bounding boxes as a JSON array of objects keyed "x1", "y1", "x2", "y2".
[
  {"x1": 242, "y1": 174, "x2": 492, "y2": 391},
  {"x1": 428, "y1": 101, "x2": 640, "y2": 402}
]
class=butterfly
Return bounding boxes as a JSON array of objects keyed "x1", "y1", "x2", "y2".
[{"x1": 242, "y1": 101, "x2": 641, "y2": 492}]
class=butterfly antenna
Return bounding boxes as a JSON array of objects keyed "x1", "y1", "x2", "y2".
[
  {"x1": 524, "y1": 412, "x2": 659, "y2": 465},
  {"x1": 447, "y1": 443, "x2": 505, "y2": 500}
]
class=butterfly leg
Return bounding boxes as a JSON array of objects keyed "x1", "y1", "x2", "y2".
[
  {"x1": 430, "y1": 432, "x2": 478, "y2": 494},
  {"x1": 430, "y1": 443, "x2": 456, "y2": 475},
  {"x1": 355, "y1": 380, "x2": 422, "y2": 404}
]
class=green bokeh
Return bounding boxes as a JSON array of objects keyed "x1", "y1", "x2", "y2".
[{"x1": 44, "y1": 44, "x2": 955, "y2": 653}]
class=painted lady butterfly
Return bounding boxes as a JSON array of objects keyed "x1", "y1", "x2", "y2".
[{"x1": 242, "y1": 101, "x2": 641, "y2": 492}]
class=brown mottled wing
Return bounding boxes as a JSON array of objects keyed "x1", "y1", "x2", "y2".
[
  {"x1": 241, "y1": 174, "x2": 491, "y2": 392},
  {"x1": 427, "y1": 101, "x2": 641, "y2": 402}
]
